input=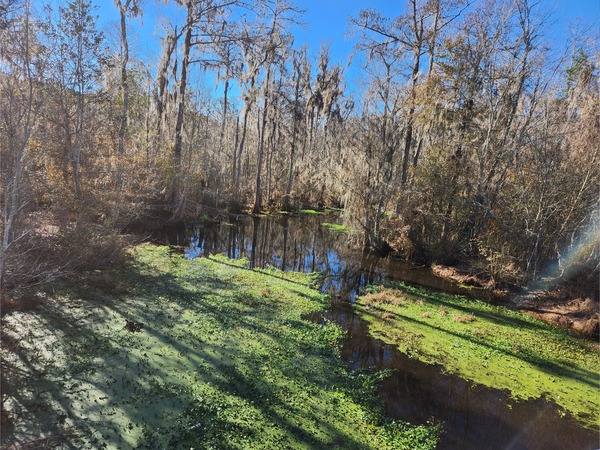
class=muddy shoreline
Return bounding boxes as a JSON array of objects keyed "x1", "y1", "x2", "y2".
[{"x1": 431, "y1": 264, "x2": 599, "y2": 339}]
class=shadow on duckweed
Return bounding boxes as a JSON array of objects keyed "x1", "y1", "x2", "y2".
[
  {"x1": 309, "y1": 298, "x2": 599, "y2": 450},
  {"x1": 162, "y1": 212, "x2": 599, "y2": 450},
  {"x1": 2, "y1": 249, "x2": 389, "y2": 449}
]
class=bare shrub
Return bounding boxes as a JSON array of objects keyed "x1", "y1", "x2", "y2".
[{"x1": 453, "y1": 313, "x2": 476, "y2": 323}]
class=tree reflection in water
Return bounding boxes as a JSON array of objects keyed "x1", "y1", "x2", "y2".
[{"x1": 158, "y1": 213, "x2": 598, "y2": 450}]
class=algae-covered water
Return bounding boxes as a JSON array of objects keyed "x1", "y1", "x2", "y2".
[
  {"x1": 170, "y1": 213, "x2": 599, "y2": 450},
  {"x1": 1, "y1": 245, "x2": 438, "y2": 449},
  {"x1": 2, "y1": 213, "x2": 598, "y2": 449}
]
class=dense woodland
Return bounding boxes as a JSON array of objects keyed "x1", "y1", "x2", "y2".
[{"x1": 1, "y1": 0, "x2": 598, "y2": 295}]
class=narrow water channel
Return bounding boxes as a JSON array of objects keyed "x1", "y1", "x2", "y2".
[{"x1": 160, "y1": 213, "x2": 598, "y2": 450}]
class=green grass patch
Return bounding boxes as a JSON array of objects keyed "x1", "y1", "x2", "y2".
[
  {"x1": 356, "y1": 283, "x2": 600, "y2": 430},
  {"x1": 2, "y1": 245, "x2": 440, "y2": 449},
  {"x1": 298, "y1": 209, "x2": 324, "y2": 215},
  {"x1": 321, "y1": 222, "x2": 349, "y2": 233}
]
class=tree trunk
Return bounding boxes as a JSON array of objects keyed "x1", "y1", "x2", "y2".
[
  {"x1": 231, "y1": 114, "x2": 239, "y2": 186},
  {"x1": 284, "y1": 130, "x2": 297, "y2": 208},
  {"x1": 286, "y1": 59, "x2": 302, "y2": 206},
  {"x1": 266, "y1": 119, "x2": 276, "y2": 204},
  {"x1": 400, "y1": 49, "x2": 420, "y2": 186},
  {"x1": 117, "y1": 2, "x2": 129, "y2": 157},
  {"x1": 156, "y1": 30, "x2": 177, "y2": 145},
  {"x1": 236, "y1": 106, "x2": 249, "y2": 188},
  {"x1": 253, "y1": 63, "x2": 272, "y2": 215},
  {"x1": 219, "y1": 77, "x2": 229, "y2": 152},
  {"x1": 116, "y1": 1, "x2": 130, "y2": 190},
  {"x1": 72, "y1": 2, "x2": 86, "y2": 200},
  {"x1": 172, "y1": 1, "x2": 193, "y2": 215},
  {"x1": 0, "y1": 7, "x2": 36, "y2": 290}
]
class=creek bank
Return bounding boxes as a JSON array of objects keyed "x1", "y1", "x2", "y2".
[
  {"x1": 1, "y1": 245, "x2": 439, "y2": 449},
  {"x1": 355, "y1": 282, "x2": 600, "y2": 433},
  {"x1": 517, "y1": 292, "x2": 599, "y2": 339},
  {"x1": 431, "y1": 264, "x2": 600, "y2": 338},
  {"x1": 124, "y1": 203, "x2": 597, "y2": 337},
  {"x1": 158, "y1": 205, "x2": 600, "y2": 340}
]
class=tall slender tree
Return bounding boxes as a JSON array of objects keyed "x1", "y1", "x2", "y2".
[
  {"x1": 46, "y1": 0, "x2": 104, "y2": 198},
  {"x1": 0, "y1": 0, "x2": 46, "y2": 289},
  {"x1": 252, "y1": 0, "x2": 296, "y2": 214}
]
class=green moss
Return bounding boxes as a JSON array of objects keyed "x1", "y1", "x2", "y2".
[
  {"x1": 356, "y1": 283, "x2": 600, "y2": 430},
  {"x1": 2, "y1": 245, "x2": 439, "y2": 449},
  {"x1": 321, "y1": 222, "x2": 349, "y2": 233},
  {"x1": 298, "y1": 209, "x2": 323, "y2": 215}
]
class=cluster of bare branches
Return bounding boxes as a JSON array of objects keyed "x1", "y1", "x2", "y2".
[{"x1": 1, "y1": 0, "x2": 598, "y2": 293}]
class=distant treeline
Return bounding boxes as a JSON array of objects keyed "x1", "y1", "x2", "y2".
[{"x1": 1, "y1": 0, "x2": 598, "y2": 292}]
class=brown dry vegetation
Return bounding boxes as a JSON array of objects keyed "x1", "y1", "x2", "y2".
[
  {"x1": 363, "y1": 288, "x2": 408, "y2": 307},
  {"x1": 452, "y1": 313, "x2": 476, "y2": 323},
  {"x1": 431, "y1": 265, "x2": 495, "y2": 289},
  {"x1": 1, "y1": 0, "x2": 598, "y2": 307},
  {"x1": 431, "y1": 264, "x2": 599, "y2": 338},
  {"x1": 518, "y1": 294, "x2": 599, "y2": 339}
]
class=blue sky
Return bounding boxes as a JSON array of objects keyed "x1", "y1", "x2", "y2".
[{"x1": 92, "y1": 0, "x2": 599, "y2": 91}]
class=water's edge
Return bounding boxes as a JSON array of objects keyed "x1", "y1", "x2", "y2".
[{"x1": 160, "y1": 213, "x2": 598, "y2": 450}]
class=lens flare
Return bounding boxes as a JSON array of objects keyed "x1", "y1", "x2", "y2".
[{"x1": 531, "y1": 207, "x2": 600, "y2": 293}]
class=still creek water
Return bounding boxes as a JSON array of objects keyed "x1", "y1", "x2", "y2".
[{"x1": 159, "y1": 213, "x2": 598, "y2": 450}]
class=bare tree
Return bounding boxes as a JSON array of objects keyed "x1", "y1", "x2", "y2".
[
  {"x1": 283, "y1": 47, "x2": 308, "y2": 210},
  {"x1": 355, "y1": 0, "x2": 467, "y2": 186},
  {"x1": 113, "y1": 0, "x2": 142, "y2": 190},
  {"x1": 251, "y1": 0, "x2": 296, "y2": 214},
  {"x1": 114, "y1": 0, "x2": 142, "y2": 156},
  {"x1": 164, "y1": 0, "x2": 262, "y2": 217},
  {"x1": 0, "y1": 0, "x2": 46, "y2": 289},
  {"x1": 234, "y1": 23, "x2": 262, "y2": 189}
]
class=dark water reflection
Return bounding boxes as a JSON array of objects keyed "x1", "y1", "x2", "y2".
[
  {"x1": 160, "y1": 213, "x2": 599, "y2": 450},
  {"x1": 312, "y1": 300, "x2": 598, "y2": 450}
]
